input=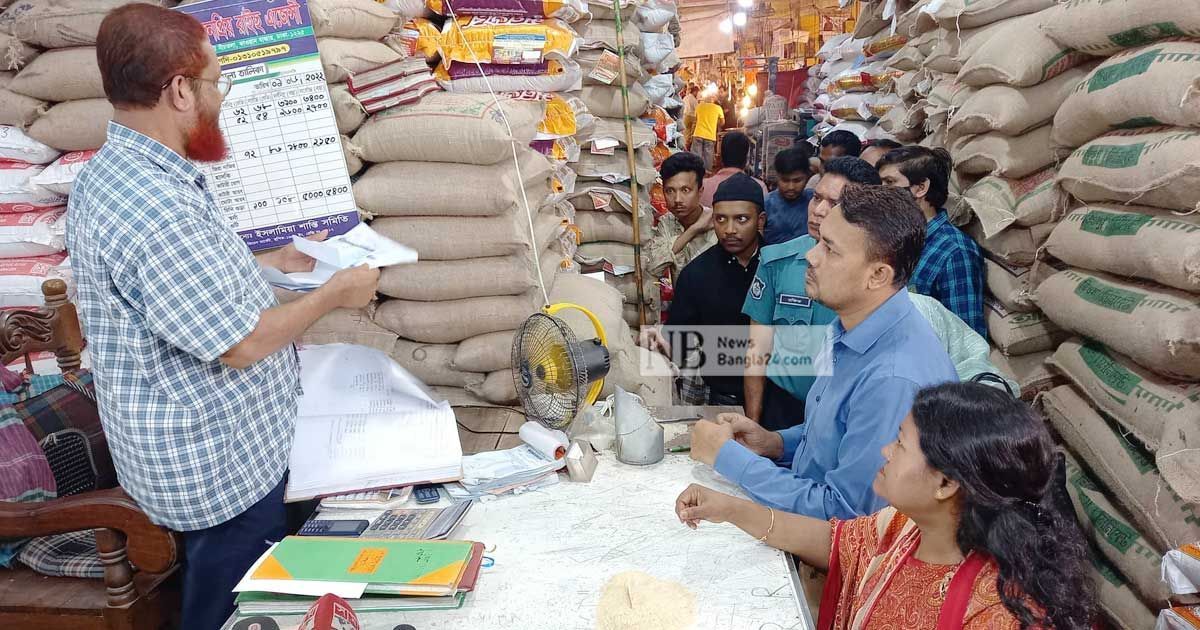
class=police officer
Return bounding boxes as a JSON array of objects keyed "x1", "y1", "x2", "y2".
[{"x1": 741, "y1": 157, "x2": 882, "y2": 430}]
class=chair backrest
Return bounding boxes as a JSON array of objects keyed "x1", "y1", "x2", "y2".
[{"x1": 0, "y1": 279, "x2": 83, "y2": 375}]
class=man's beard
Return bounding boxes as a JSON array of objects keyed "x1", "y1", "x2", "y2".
[{"x1": 184, "y1": 106, "x2": 228, "y2": 163}]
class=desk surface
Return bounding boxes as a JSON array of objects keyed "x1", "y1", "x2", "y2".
[{"x1": 223, "y1": 455, "x2": 812, "y2": 630}]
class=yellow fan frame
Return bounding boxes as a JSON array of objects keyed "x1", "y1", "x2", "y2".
[{"x1": 542, "y1": 302, "x2": 608, "y2": 406}]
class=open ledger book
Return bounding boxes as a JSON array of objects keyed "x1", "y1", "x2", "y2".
[{"x1": 286, "y1": 344, "x2": 463, "y2": 502}]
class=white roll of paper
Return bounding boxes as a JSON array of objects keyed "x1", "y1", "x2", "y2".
[{"x1": 519, "y1": 421, "x2": 570, "y2": 460}]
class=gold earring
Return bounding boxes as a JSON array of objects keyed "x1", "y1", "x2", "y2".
[{"x1": 935, "y1": 490, "x2": 944, "y2": 499}]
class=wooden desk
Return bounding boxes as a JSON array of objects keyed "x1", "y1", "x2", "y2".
[{"x1": 222, "y1": 407, "x2": 814, "y2": 630}]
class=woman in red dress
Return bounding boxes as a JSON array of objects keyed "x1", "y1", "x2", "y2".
[{"x1": 675, "y1": 382, "x2": 1094, "y2": 629}]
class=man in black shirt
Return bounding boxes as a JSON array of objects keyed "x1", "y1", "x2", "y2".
[{"x1": 639, "y1": 173, "x2": 765, "y2": 405}]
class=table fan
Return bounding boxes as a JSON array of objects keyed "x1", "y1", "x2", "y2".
[{"x1": 511, "y1": 303, "x2": 611, "y2": 430}]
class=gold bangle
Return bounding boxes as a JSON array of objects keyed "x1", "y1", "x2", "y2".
[{"x1": 757, "y1": 507, "x2": 775, "y2": 543}]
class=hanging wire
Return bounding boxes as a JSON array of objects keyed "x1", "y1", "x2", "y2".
[{"x1": 443, "y1": 6, "x2": 552, "y2": 308}]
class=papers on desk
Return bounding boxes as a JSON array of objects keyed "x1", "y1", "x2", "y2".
[
  {"x1": 285, "y1": 344, "x2": 463, "y2": 502},
  {"x1": 262, "y1": 224, "x2": 417, "y2": 291},
  {"x1": 445, "y1": 444, "x2": 566, "y2": 500}
]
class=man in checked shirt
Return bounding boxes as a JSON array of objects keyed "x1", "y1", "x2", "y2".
[{"x1": 65, "y1": 6, "x2": 379, "y2": 628}]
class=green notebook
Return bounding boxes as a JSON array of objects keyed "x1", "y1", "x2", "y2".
[
  {"x1": 251, "y1": 537, "x2": 475, "y2": 596},
  {"x1": 235, "y1": 591, "x2": 467, "y2": 615}
]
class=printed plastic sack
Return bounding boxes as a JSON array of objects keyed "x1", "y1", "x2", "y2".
[
  {"x1": 0, "y1": 206, "x2": 65, "y2": 258},
  {"x1": 0, "y1": 253, "x2": 70, "y2": 308},
  {"x1": 27, "y1": 150, "x2": 94, "y2": 197},
  {"x1": 436, "y1": 58, "x2": 582, "y2": 93},
  {"x1": 437, "y1": 16, "x2": 580, "y2": 67},
  {"x1": 1164, "y1": 545, "x2": 1200, "y2": 596},
  {"x1": 391, "y1": 17, "x2": 443, "y2": 60},
  {"x1": 0, "y1": 160, "x2": 63, "y2": 208},
  {"x1": 501, "y1": 91, "x2": 585, "y2": 139},
  {"x1": 426, "y1": 0, "x2": 588, "y2": 21},
  {"x1": 0, "y1": 126, "x2": 58, "y2": 164},
  {"x1": 640, "y1": 32, "x2": 674, "y2": 65}
]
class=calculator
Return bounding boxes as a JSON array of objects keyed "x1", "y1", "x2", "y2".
[
  {"x1": 413, "y1": 484, "x2": 442, "y2": 504},
  {"x1": 297, "y1": 518, "x2": 369, "y2": 537}
]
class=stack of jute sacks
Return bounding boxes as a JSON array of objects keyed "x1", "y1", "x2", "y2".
[
  {"x1": 568, "y1": 0, "x2": 678, "y2": 330},
  {"x1": 0, "y1": 0, "x2": 135, "y2": 151},
  {"x1": 1020, "y1": 2, "x2": 1200, "y2": 626},
  {"x1": 873, "y1": 0, "x2": 938, "y2": 146}
]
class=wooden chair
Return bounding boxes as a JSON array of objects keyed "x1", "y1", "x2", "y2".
[{"x1": 0, "y1": 280, "x2": 180, "y2": 630}]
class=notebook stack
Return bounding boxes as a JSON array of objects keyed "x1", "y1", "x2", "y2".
[{"x1": 233, "y1": 537, "x2": 485, "y2": 617}]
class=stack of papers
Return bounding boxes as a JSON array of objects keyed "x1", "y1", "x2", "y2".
[
  {"x1": 445, "y1": 444, "x2": 566, "y2": 500},
  {"x1": 234, "y1": 537, "x2": 485, "y2": 617},
  {"x1": 261, "y1": 224, "x2": 418, "y2": 291},
  {"x1": 318, "y1": 487, "x2": 414, "y2": 511},
  {"x1": 286, "y1": 344, "x2": 463, "y2": 502}
]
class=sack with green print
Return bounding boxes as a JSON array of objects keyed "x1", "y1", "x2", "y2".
[
  {"x1": 1052, "y1": 42, "x2": 1200, "y2": 149},
  {"x1": 1056, "y1": 127, "x2": 1200, "y2": 213},
  {"x1": 1039, "y1": 385, "x2": 1200, "y2": 551},
  {"x1": 1039, "y1": 0, "x2": 1200, "y2": 57},
  {"x1": 1061, "y1": 448, "x2": 1174, "y2": 605},
  {"x1": 957, "y1": 11, "x2": 1089, "y2": 88},
  {"x1": 989, "y1": 348, "x2": 1059, "y2": 400},
  {"x1": 1034, "y1": 268, "x2": 1200, "y2": 379},
  {"x1": 1044, "y1": 204, "x2": 1200, "y2": 293},
  {"x1": 985, "y1": 299, "x2": 1068, "y2": 356},
  {"x1": 952, "y1": 125, "x2": 1064, "y2": 179},
  {"x1": 1048, "y1": 337, "x2": 1200, "y2": 452},
  {"x1": 963, "y1": 167, "x2": 1059, "y2": 238},
  {"x1": 985, "y1": 258, "x2": 1038, "y2": 313},
  {"x1": 1087, "y1": 554, "x2": 1157, "y2": 630},
  {"x1": 949, "y1": 65, "x2": 1091, "y2": 138}
]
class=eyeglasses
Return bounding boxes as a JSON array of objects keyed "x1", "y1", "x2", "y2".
[{"x1": 161, "y1": 75, "x2": 233, "y2": 97}]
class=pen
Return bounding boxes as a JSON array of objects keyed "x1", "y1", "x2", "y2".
[{"x1": 668, "y1": 446, "x2": 691, "y2": 453}]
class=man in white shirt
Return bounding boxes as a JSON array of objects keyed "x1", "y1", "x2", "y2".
[{"x1": 682, "y1": 84, "x2": 699, "y2": 149}]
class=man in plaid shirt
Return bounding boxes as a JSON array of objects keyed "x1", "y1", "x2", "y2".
[
  {"x1": 66, "y1": 6, "x2": 378, "y2": 629},
  {"x1": 877, "y1": 147, "x2": 985, "y2": 336}
]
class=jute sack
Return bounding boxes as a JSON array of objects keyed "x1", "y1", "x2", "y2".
[
  {"x1": 329, "y1": 83, "x2": 364, "y2": 136},
  {"x1": 607, "y1": 271, "x2": 656, "y2": 305},
  {"x1": 378, "y1": 248, "x2": 566, "y2": 302},
  {"x1": 340, "y1": 135, "x2": 362, "y2": 176},
  {"x1": 309, "y1": 0, "x2": 398, "y2": 40},
  {"x1": 1034, "y1": 268, "x2": 1200, "y2": 379},
  {"x1": 373, "y1": 290, "x2": 541, "y2": 343},
  {"x1": 372, "y1": 211, "x2": 564, "y2": 261},
  {"x1": 574, "y1": 83, "x2": 649, "y2": 118},
  {"x1": 852, "y1": 0, "x2": 887, "y2": 39},
  {"x1": 568, "y1": 182, "x2": 650, "y2": 214},
  {"x1": 467, "y1": 369, "x2": 518, "y2": 405},
  {"x1": 316, "y1": 38, "x2": 402, "y2": 84},
  {"x1": 27, "y1": 98, "x2": 111, "y2": 151},
  {"x1": 985, "y1": 299, "x2": 1068, "y2": 356},
  {"x1": 8, "y1": 46, "x2": 101, "y2": 102},
  {"x1": 1044, "y1": 204, "x2": 1200, "y2": 293},
  {"x1": 985, "y1": 258, "x2": 1038, "y2": 313},
  {"x1": 452, "y1": 329, "x2": 515, "y2": 373},
  {"x1": 1063, "y1": 449, "x2": 1176, "y2": 605},
  {"x1": 1053, "y1": 42, "x2": 1200, "y2": 150},
  {"x1": 391, "y1": 339, "x2": 485, "y2": 388},
  {"x1": 0, "y1": 72, "x2": 41, "y2": 127},
  {"x1": 573, "y1": 209, "x2": 650, "y2": 245},
  {"x1": 1088, "y1": 556, "x2": 1158, "y2": 630},
  {"x1": 949, "y1": 65, "x2": 1090, "y2": 138},
  {"x1": 354, "y1": 150, "x2": 553, "y2": 218},
  {"x1": 1161, "y1": 411, "x2": 1200, "y2": 504},
  {"x1": 0, "y1": 31, "x2": 36, "y2": 70},
  {"x1": 352, "y1": 91, "x2": 541, "y2": 165},
  {"x1": 575, "y1": 241, "x2": 635, "y2": 267},
  {"x1": 963, "y1": 167, "x2": 1058, "y2": 238},
  {"x1": 303, "y1": 307, "x2": 398, "y2": 354},
  {"x1": 952, "y1": 125, "x2": 1063, "y2": 179},
  {"x1": 1039, "y1": 384, "x2": 1200, "y2": 551},
  {"x1": 924, "y1": 78, "x2": 976, "y2": 117},
  {"x1": 933, "y1": 0, "x2": 1054, "y2": 30},
  {"x1": 1057, "y1": 127, "x2": 1200, "y2": 213},
  {"x1": 921, "y1": 23, "x2": 1005, "y2": 75},
  {"x1": 0, "y1": 0, "x2": 147, "y2": 49},
  {"x1": 878, "y1": 105, "x2": 924, "y2": 142},
  {"x1": 886, "y1": 45, "x2": 924, "y2": 72},
  {"x1": 1039, "y1": 0, "x2": 1200, "y2": 57},
  {"x1": 988, "y1": 348, "x2": 1058, "y2": 400},
  {"x1": 1048, "y1": 337, "x2": 1200, "y2": 452},
  {"x1": 573, "y1": 147, "x2": 656, "y2": 184},
  {"x1": 958, "y1": 12, "x2": 1089, "y2": 88},
  {"x1": 579, "y1": 48, "x2": 644, "y2": 86}
]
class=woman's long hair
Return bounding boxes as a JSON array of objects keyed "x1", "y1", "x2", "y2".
[{"x1": 911, "y1": 383, "x2": 1094, "y2": 629}]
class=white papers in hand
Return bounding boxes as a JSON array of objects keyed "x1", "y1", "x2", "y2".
[{"x1": 263, "y1": 224, "x2": 417, "y2": 291}]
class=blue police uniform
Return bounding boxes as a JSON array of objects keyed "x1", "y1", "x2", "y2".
[{"x1": 741, "y1": 235, "x2": 838, "y2": 430}]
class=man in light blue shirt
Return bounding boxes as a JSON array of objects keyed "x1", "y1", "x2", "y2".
[{"x1": 691, "y1": 184, "x2": 957, "y2": 519}]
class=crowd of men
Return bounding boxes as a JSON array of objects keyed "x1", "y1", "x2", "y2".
[{"x1": 639, "y1": 128, "x2": 990, "y2": 519}]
